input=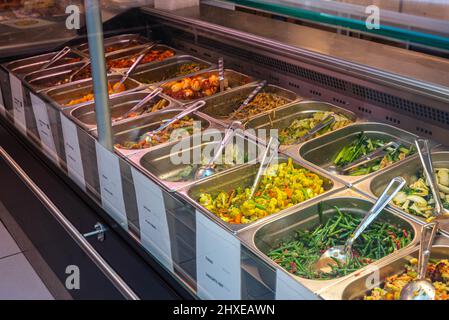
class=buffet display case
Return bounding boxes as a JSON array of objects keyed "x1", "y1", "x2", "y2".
[{"x1": 1, "y1": 1, "x2": 449, "y2": 300}]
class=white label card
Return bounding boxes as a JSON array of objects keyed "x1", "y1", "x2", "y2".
[
  {"x1": 196, "y1": 211, "x2": 241, "y2": 300},
  {"x1": 0, "y1": 85, "x2": 5, "y2": 116},
  {"x1": 131, "y1": 168, "x2": 173, "y2": 272},
  {"x1": 95, "y1": 142, "x2": 128, "y2": 230},
  {"x1": 61, "y1": 115, "x2": 86, "y2": 191},
  {"x1": 9, "y1": 73, "x2": 26, "y2": 134},
  {"x1": 30, "y1": 93, "x2": 59, "y2": 166},
  {"x1": 275, "y1": 269, "x2": 318, "y2": 300}
]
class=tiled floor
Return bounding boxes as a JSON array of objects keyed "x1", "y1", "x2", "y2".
[{"x1": 0, "y1": 220, "x2": 54, "y2": 300}]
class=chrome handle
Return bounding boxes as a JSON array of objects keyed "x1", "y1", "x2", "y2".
[
  {"x1": 418, "y1": 222, "x2": 439, "y2": 280},
  {"x1": 296, "y1": 114, "x2": 335, "y2": 143},
  {"x1": 206, "y1": 121, "x2": 242, "y2": 168}
]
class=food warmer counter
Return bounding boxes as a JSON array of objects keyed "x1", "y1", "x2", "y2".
[{"x1": 0, "y1": 2, "x2": 449, "y2": 300}]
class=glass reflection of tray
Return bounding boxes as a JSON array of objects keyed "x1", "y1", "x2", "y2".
[{"x1": 0, "y1": 18, "x2": 54, "y2": 29}]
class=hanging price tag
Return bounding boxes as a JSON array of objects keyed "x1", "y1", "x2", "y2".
[
  {"x1": 9, "y1": 73, "x2": 26, "y2": 134},
  {"x1": 275, "y1": 269, "x2": 318, "y2": 300},
  {"x1": 131, "y1": 168, "x2": 173, "y2": 272},
  {"x1": 61, "y1": 115, "x2": 86, "y2": 191},
  {"x1": 196, "y1": 211, "x2": 241, "y2": 300},
  {"x1": 95, "y1": 142, "x2": 128, "y2": 230},
  {"x1": 31, "y1": 93, "x2": 59, "y2": 166}
]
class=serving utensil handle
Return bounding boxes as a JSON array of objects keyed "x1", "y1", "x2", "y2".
[
  {"x1": 40, "y1": 46, "x2": 71, "y2": 71},
  {"x1": 296, "y1": 114, "x2": 335, "y2": 143},
  {"x1": 340, "y1": 140, "x2": 397, "y2": 172},
  {"x1": 119, "y1": 87, "x2": 163, "y2": 120},
  {"x1": 418, "y1": 222, "x2": 439, "y2": 280},
  {"x1": 205, "y1": 121, "x2": 242, "y2": 168},
  {"x1": 218, "y1": 57, "x2": 225, "y2": 92}
]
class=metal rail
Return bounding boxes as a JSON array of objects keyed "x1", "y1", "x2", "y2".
[{"x1": 0, "y1": 146, "x2": 139, "y2": 300}]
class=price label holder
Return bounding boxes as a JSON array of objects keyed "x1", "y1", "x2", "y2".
[
  {"x1": 0, "y1": 84, "x2": 5, "y2": 116},
  {"x1": 95, "y1": 141, "x2": 128, "y2": 230},
  {"x1": 131, "y1": 168, "x2": 173, "y2": 272},
  {"x1": 196, "y1": 211, "x2": 241, "y2": 300},
  {"x1": 9, "y1": 73, "x2": 26, "y2": 134},
  {"x1": 275, "y1": 269, "x2": 319, "y2": 300},
  {"x1": 61, "y1": 114, "x2": 86, "y2": 191},
  {"x1": 30, "y1": 93, "x2": 59, "y2": 166}
]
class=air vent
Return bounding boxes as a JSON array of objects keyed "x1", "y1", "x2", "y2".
[
  {"x1": 385, "y1": 116, "x2": 401, "y2": 124},
  {"x1": 358, "y1": 106, "x2": 372, "y2": 114}
]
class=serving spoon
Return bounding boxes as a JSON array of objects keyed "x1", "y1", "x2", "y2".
[
  {"x1": 327, "y1": 140, "x2": 401, "y2": 175},
  {"x1": 249, "y1": 136, "x2": 280, "y2": 199},
  {"x1": 194, "y1": 121, "x2": 243, "y2": 179},
  {"x1": 141, "y1": 100, "x2": 206, "y2": 144},
  {"x1": 400, "y1": 221, "x2": 439, "y2": 300},
  {"x1": 113, "y1": 88, "x2": 163, "y2": 122},
  {"x1": 314, "y1": 176, "x2": 406, "y2": 273}
]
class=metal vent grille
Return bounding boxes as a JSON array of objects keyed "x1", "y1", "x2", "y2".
[{"x1": 195, "y1": 35, "x2": 449, "y2": 127}]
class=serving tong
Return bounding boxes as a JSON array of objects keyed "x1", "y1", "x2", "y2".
[
  {"x1": 294, "y1": 114, "x2": 335, "y2": 144},
  {"x1": 39, "y1": 46, "x2": 72, "y2": 71},
  {"x1": 229, "y1": 80, "x2": 267, "y2": 120},
  {"x1": 314, "y1": 176, "x2": 406, "y2": 273},
  {"x1": 328, "y1": 140, "x2": 401, "y2": 175},
  {"x1": 218, "y1": 57, "x2": 225, "y2": 92},
  {"x1": 113, "y1": 88, "x2": 163, "y2": 123}
]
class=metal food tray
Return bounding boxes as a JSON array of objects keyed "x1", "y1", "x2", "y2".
[
  {"x1": 42, "y1": 74, "x2": 144, "y2": 109},
  {"x1": 64, "y1": 90, "x2": 179, "y2": 132},
  {"x1": 158, "y1": 69, "x2": 257, "y2": 104},
  {"x1": 295, "y1": 122, "x2": 420, "y2": 186},
  {"x1": 243, "y1": 101, "x2": 358, "y2": 152},
  {"x1": 128, "y1": 130, "x2": 263, "y2": 192},
  {"x1": 130, "y1": 55, "x2": 215, "y2": 87},
  {"x1": 106, "y1": 44, "x2": 181, "y2": 72},
  {"x1": 178, "y1": 155, "x2": 344, "y2": 233},
  {"x1": 91, "y1": 108, "x2": 218, "y2": 158},
  {"x1": 238, "y1": 188, "x2": 421, "y2": 294},
  {"x1": 4, "y1": 50, "x2": 86, "y2": 77},
  {"x1": 73, "y1": 33, "x2": 150, "y2": 56},
  {"x1": 198, "y1": 83, "x2": 299, "y2": 127},
  {"x1": 319, "y1": 235, "x2": 449, "y2": 300},
  {"x1": 23, "y1": 62, "x2": 91, "y2": 92},
  {"x1": 354, "y1": 150, "x2": 449, "y2": 232}
]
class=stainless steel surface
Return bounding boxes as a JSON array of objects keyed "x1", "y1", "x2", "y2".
[
  {"x1": 43, "y1": 74, "x2": 143, "y2": 109},
  {"x1": 158, "y1": 69, "x2": 256, "y2": 104},
  {"x1": 130, "y1": 55, "x2": 214, "y2": 86},
  {"x1": 320, "y1": 236, "x2": 449, "y2": 300},
  {"x1": 354, "y1": 151, "x2": 449, "y2": 227},
  {"x1": 128, "y1": 130, "x2": 261, "y2": 192},
  {"x1": 65, "y1": 91, "x2": 178, "y2": 131},
  {"x1": 0, "y1": 146, "x2": 139, "y2": 300},
  {"x1": 315, "y1": 177, "x2": 406, "y2": 273},
  {"x1": 74, "y1": 33, "x2": 150, "y2": 56},
  {"x1": 198, "y1": 83, "x2": 298, "y2": 124},
  {"x1": 400, "y1": 222, "x2": 438, "y2": 300},
  {"x1": 93, "y1": 108, "x2": 214, "y2": 158},
  {"x1": 180, "y1": 156, "x2": 343, "y2": 233},
  {"x1": 238, "y1": 188, "x2": 420, "y2": 294},
  {"x1": 4, "y1": 50, "x2": 86, "y2": 77},
  {"x1": 23, "y1": 62, "x2": 91, "y2": 92},
  {"x1": 244, "y1": 101, "x2": 357, "y2": 151},
  {"x1": 296, "y1": 122, "x2": 419, "y2": 185}
]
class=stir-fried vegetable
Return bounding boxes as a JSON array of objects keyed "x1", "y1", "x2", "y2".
[
  {"x1": 365, "y1": 259, "x2": 449, "y2": 300},
  {"x1": 279, "y1": 112, "x2": 352, "y2": 145},
  {"x1": 120, "y1": 99, "x2": 169, "y2": 120},
  {"x1": 198, "y1": 158, "x2": 325, "y2": 224},
  {"x1": 228, "y1": 93, "x2": 289, "y2": 120},
  {"x1": 65, "y1": 82, "x2": 126, "y2": 106},
  {"x1": 108, "y1": 49, "x2": 174, "y2": 69},
  {"x1": 115, "y1": 116, "x2": 195, "y2": 150},
  {"x1": 333, "y1": 132, "x2": 414, "y2": 176},
  {"x1": 267, "y1": 205, "x2": 412, "y2": 280},
  {"x1": 393, "y1": 168, "x2": 449, "y2": 220}
]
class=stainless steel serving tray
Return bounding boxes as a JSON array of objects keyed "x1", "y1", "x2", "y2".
[
  {"x1": 4, "y1": 50, "x2": 86, "y2": 77},
  {"x1": 355, "y1": 151, "x2": 449, "y2": 232},
  {"x1": 43, "y1": 74, "x2": 144, "y2": 109},
  {"x1": 73, "y1": 33, "x2": 150, "y2": 56},
  {"x1": 178, "y1": 155, "x2": 344, "y2": 233},
  {"x1": 238, "y1": 188, "x2": 421, "y2": 294},
  {"x1": 91, "y1": 108, "x2": 218, "y2": 157},
  {"x1": 319, "y1": 235, "x2": 449, "y2": 300},
  {"x1": 243, "y1": 101, "x2": 358, "y2": 152},
  {"x1": 158, "y1": 69, "x2": 257, "y2": 104},
  {"x1": 198, "y1": 83, "x2": 299, "y2": 127},
  {"x1": 63, "y1": 90, "x2": 179, "y2": 131},
  {"x1": 296, "y1": 122, "x2": 419, "y2": 186},
  {"x1": 130, "y1": 55, "x2": 215, "y2": 87},
  {"x1": 23, "y1": 62, "x2": 92, "y2": 92},
  {"x1": 106, "y1": 44, "x2": 180, "y2": 72},
  {"x1": 128, "y1": 130, "x2": 263, "y2": 192}
]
